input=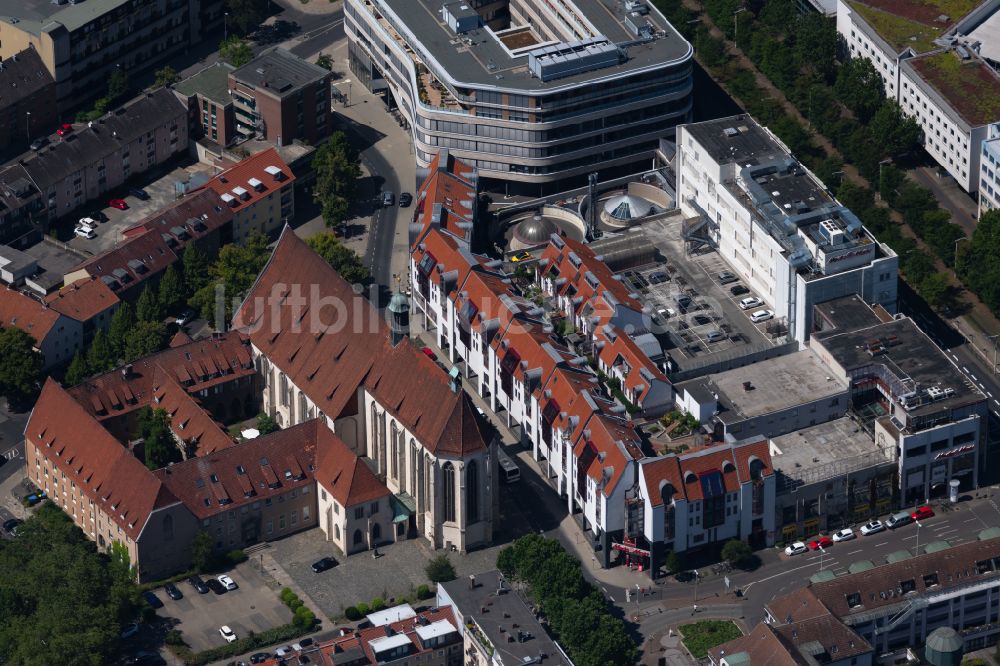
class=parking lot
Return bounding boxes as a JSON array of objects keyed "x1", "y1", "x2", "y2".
[{"x1": 144, "y1": 564, "x2": 292, "y2": 653}]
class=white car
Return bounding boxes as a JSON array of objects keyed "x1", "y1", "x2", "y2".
[
  {"x1": 860, "y1": 520, "x2": 885, "y2": 536},
  {"x1": 74, "y1": 227, "x2": 96, "y2": 239},
  {"x1": 750, "y1": 309, "x2": 774, "y2": 323},
  {"x1": 217, "y1": 574, "x2": 237, "y2": 590},
  {"x1": 275, "y1": 646, "x2": 293, "y2": 657},
  {"x1": 784, "y1": 541, "x2": 808, "y2": 556},
  {"x1": 78, "y1": 216, "x2": 97, "y2": 228},
  {"x1": 832, "y1": 528, "x2": 856, "y2": 542},
  {"x1": 219, "y1": 625, "x2": 237, "y2": 643},
  {"x1": 739, "y1": 296, "x2": 762, "y2": 310}
]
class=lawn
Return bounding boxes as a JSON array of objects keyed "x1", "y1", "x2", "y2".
[{"x1": 679, "y1": 620, "x2": 743, "y2": 659}]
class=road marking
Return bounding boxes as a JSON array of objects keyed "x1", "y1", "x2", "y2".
[
  {"x1": 847, "y1": 549, "x2": 863, "y2": 555},
  {"x1": 901, "y1": 534, "x2": 917, "y2": 541},
  {"x1": 994, "y1": 399, "x2": 999, "y2": 406},
  {"x1": 935, "y1": 528, "x2": 958, "y2": 536},
  {"x1": 875, "y1": 541, "x2": 888, "y2": 547},
  {"x1": 964, "y1": 366, "x2": 970, "y2": 373},
  {"x1": 970, "y1": 374, "x2": 978, "y2": 382},
  {"x1": 964, "y1": 518, "x2": 978, "y2": 523},
  {"x1": 743, "y1": 560, "x2": 830, "y2": 593},
  {"x1": 989, "y1": 392, "x2": 995, "y2": 398}
]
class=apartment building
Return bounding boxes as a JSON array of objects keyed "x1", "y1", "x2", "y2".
[
  {"x1": 675, "y1": 115, "x2": 899, "y2": 342},
  {"x1": 44, "y1": 276, "x2": 120, "y2": 344},
  {"x1": 837, "y1": 0, "x2": 1000, "y2": 194},
  {"x1": 345, "y1": 0, "x2": 693, "y2": 191},
  {"x1": 0, "y1": 285, "x2": 82, "y2": 368},
  {"x1": 0, "y1": 47, "x2": 56, "y2": 159},
  {"x1": 980, "y1": 122, "x2": 1000, "y2": 216},
  {"x1": 201, "y1": 147, "x2": 295, "y2": 242},
  {"x1": 0, "y1": 0, "x2": 224, "y2": 108},
  {"x1": 173, "y1": 62, "x2": 238, "y2": 147}
]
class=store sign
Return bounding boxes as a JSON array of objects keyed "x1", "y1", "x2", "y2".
[
  {"x1": 612, "y1": 542, "x2": 650, "y2": 557},
  {"x1": 934, "y1": 443, "x2": 975, "y2": 460}
]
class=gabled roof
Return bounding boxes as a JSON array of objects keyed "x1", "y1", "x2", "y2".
[
  {"x1": 538, "y1": 234, "x2": 643, "y2": 316},
  {"x1": 0, "y1": 286, "x2": 59, "y2": 344},
  {"x1": 571, "y1": 410, "x2": 643, "y2": 497},
  {"x1": 314, "y1": 423, "x2": 390, "y2": 507},
  {"x1": 594, "y1": 324, "x2": 669, "y2": 400},
  {"x1": 411, "y1": 150, "x2": 477, "y2": 243},
  {"x1": 45, "y1": 276, "x2": 119, "y2": 322},
  {"x1": 73, "y1": 228, "x2": 179, "y2": 293},
  {"x1": 150, "y1": 369, "x2": 235, "y2": 457},
  {"x1": 200, "y1": 148, "x2": 295, "y2": 213},
  {"x1": 121, "y1": 189, "x2": 233, "y2": 242},
  {"x1": 27, "y1": 380, "x2": 179, "y2": 541},
  {"x1": 641, "y1": 440, "x2": 772, "y2": 506},
  {"x1": 707, "y1": 623, "x2": 806, "y2": 666}
]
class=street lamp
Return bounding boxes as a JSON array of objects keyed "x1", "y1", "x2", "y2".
[
  {"x1": 818, "y1": 544, "x2": 826, "y2": 571},
  {"x1": 987, "y1": 334, "x2": 999, "y2": 373},
  {"x1": 25, "y1": 111, "x2": 30, "y2": 142},
  {"x1": 693, "y1": 568, "x2": 700, "y2": 605},
  {"x1": 733, "y1": 8, "x2": 747, "y2": 49},
  {"x1": 224, "y1": 12, "x2": 229, "y2": 41},
  {"x1": 914, "y1": 519, "x2": 922, "y2": 556}
]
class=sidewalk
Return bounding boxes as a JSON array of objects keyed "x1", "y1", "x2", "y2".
[
  {"x1": 640, "y1": 605, "x2": 747, "y2": 666},
  {"x1": 0, "y1": 464, "x2": 28, "y2": 521}
]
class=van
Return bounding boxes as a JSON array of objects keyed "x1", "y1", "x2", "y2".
[{"x1": 886, "y1": 511, "x2": 913, "y2": 529}]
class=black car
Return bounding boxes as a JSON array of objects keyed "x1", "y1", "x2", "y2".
[
  {"x1": 141, "y1": 590, "x2": 164, "y2": 609},
  {"x1": 205, "y1": 578, "x2": 227, "y2": 594},
  {"x1": 250, "y1": 654, "x2": 271, "y2": 664},
  {"x1": 129, "y1": 188, "x2": 150, "y2": 200},
  {"x1": 648, "y1": 271, "x2": 669, "y2": 284},
  {"x1": 89, "y1": 210, "x2": 109, "y2": 223},
  {"x1": 693, "y1": 315, "x2": 712, "y2": 326},
  {"x1": 164, "y1": 583, "x2": 182, "y2": 600},
  {"x1": 311, "y1": 557, "x2": 337, "y2": 573},
  {"x1": 188, "y1": 575, "x2": 209, "y2": 594},
  {"x1": 2, "y1": 518, "x2": 22, "y2": 534},
  {"x1": 399, "y1": 192, "x2": 413, "y2": 207},
  {"x1": 730, "y1": 284, "x2": 750, "y2": 296}
]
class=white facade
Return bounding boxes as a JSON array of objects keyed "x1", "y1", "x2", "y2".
[
  {"x1": 836, "y1": 0, "x2": 900, "y2": 99},
  {"x1": 980, "y1": 123, "x2": 1000, "y2": 216}
]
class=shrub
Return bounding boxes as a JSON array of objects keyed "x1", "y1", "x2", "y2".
[
  {"x1": 371, "y1": 597, "x2": 386, "y2": 611},
  {"x1": 345, "y1": 606, "x2": 362, "y2": 621},
  {"x1": 355, "y1": 602, "x2": 370, "y2": 616},
  {"x1": 280, "y1": 588, "x2": 296, "y2": 604},
  {"x1": 425, "y1": 554, "x2": 456, "y2": 583},
  {"x1": 165, "y1": 629, "x2": 185, "y2": 646},
  {"x1": 416, "y1": 584, "x2": 433, "y2": 600},
  {"x1": 289, "y1": 599, "x2": 304, "y2": 612},
  {"x1": 295, "y1": 607, "x2": 316, "y2": 628},
  {"x1": 226, "y1": 549, "x2": 247, "y2": 565}
]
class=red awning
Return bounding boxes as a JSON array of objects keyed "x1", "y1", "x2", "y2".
[{"x1": 612, "y1": 542, "x2": 650, "y2": 557}]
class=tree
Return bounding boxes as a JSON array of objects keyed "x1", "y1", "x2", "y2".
[
  {"x1": 190, "y1": 235, "x2": 272, "y2": 321},
  {"x1": 0, "y1": 327, "x2": 44, "y2": 407},
  {"x1": 107, "y1": 302, "x2": 135, "y2": 360},
  {"x1": 425, "y1": 554, "x2": 456, "y2": 583},
  {"x1": 136, "y1": 284, "x2": 161, "y2": 323},
  {"x1": 191, "y1": 530, "x2": 214, "y2": 572},
  {"x1": 962, "y1": 210, "x2": 1000, "y2": 314},
  {"x1": 135, "y1": 406, "x2": 179, "y2": 470},
  {"x1": 313, "y1": 131, "x2": 362, "y2": 226},
  {"x1": 306, "y1": 233, "x2": 370, "y2": 284},
  {"x1": 64, "y1": 352, "x2": 89, "y2": 386},
  {"x1": 182, "y1": 244, "x2": 211, "y2": 295},
  {"x1": 219, "y1": 36, "x2": 254, "y2": 67},
  {"x1": 664, "y1": 550, "x2": 682, "y2": 575},
  {"x1": 153, "y1": 65, "x2": 179, "y2": 88},
  {"x1": 834, "y1": 57, "x2": 885, "y2": 123},
  {"x1": 106, "y1": 67, "x2": 129, "y2": 107},
  {"x1": 158, "y1": 265, "x2": 185, "y2": 313},
  {"x1": 124, "y1": 321, "x2": 168, "y2": 362},
  {"x1": 225, "y1": 0, "x2": 268, "y2": 36},
  {"x1": 721, "y1": 539, "x2": 752, "y2": 567},
  {"x1": 869, "y1": 102, "x2": 922, "y2": 158},
  {"x1": 920, "y1": 273, "x2": 953, "y2": 310},
  {"x1": 87, "y1": 329, "x2": 116, "y2": 373},
  {"x1": 257, "y1": 411, "x2": 280, "y2": 436},
  {"x1": 316, "y1": 53, "x2": 333, "y2": 70}
]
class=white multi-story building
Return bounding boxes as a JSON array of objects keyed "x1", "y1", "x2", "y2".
[
  {"x1": 837, "y1": 0, "x2": 1000, "y2": 194},
  {"x1": 980, "y1": 122, "x2": 1000, "y2": 216},
  {"x1": 675, "y1": 115, "x2": 899, "y2": 342},
  {"x1": 344, "y1": 0, "x2": 693, "y2": 191}
]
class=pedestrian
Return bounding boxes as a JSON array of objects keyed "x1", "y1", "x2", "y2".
[{"x1": 692, "y1": 603, "x2": 698, "y2": 615}]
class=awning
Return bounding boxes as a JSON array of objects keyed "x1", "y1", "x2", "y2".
[
  {"x1": 612, "y1": 542, "x2": 650, "y2": 557},
  {"x1": 391, "y1": 493, "x2": 415, "y2": 523}
]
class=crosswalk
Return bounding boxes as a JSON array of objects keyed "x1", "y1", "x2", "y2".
[{"x1": 3, "y1": 448, "x2": 19, "y2": 461}]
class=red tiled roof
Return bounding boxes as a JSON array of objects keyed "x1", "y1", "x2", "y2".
[
  {"x1": 707, "y1": 622, "x2": 804, "y2": 666},
  {"x1": 412, "y1": 228, "x2": 481, "y2": 302},
  {"x1": 571, "y1": 410, "x2": 642, "y2": 497},
  {"x1": 642, "y1": 440, "x2": 772, "y2": 505},
  {"x1": 45, "y1": 277, "x2": 119, "y2": 323},
  {"x1": 150, "y1": 369, "x2": 235, "y2": 457},
  {"x1": 314, "y1": 423, "x2": 390, "y2": 507},
  {"x1": 411, "y1": 152, "x2": 476, "y2": 245},
  {"x1": 595, "y1": 325, "x2": 668, "y2": 400},
  {"x1": 155, "y1": 419, "x2": 320, "y2": 520},
  {"x1": 0, "y1": 286, "x2": 59, "y2": 344},
  {"x1": 640, "y1": 456, "x2": 685, "y2": 506},
  {"x1": 27, "y1": 380, "x2": 180, "y2": 541},
  {"x1": 201, "y1": 147, "x2": 295, "y2": 213},
  {"x1": 773, "y1": 615, "x2": 870, "y2": 661},
  {"x1": 121, "y1": 188, "x2": 233, "y2": 241},
  {"x1": 74, "y1": 229, "x2": 179, "y2": 293},
  {"x1": 540, "y1": 235, "x2": 643, "y2": 314}
]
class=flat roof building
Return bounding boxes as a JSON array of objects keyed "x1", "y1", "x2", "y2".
[
  {"x1": 0, "y1": 47, "x2": 56, "y2": 160},
  {"x1": 345, "y1": 0, "x2": 693, "y2": 190}
]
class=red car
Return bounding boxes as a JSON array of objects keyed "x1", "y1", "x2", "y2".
[
  {"x1": 911, "y1": 505, "x2": 935, "y2": 521},
  {"x1": 56, "y1": 123, "x2": 73, "y2": 136},
  {"x1": 109, "y1": 198, "x2": 128, "y2": 210},
  {"x1": 421, "y1": 346, "x2": 435, "y2": 359},
  {"x1": 808, "y1": 536, "x2": 833, "y2": 550}
]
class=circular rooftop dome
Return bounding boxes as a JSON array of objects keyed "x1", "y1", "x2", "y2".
[
  {"x1": 925, "y1": 627, "x2": 963, "y2": 655},
  {"x1": 388, "y1": 290, "x2": 410, "y2": 314},
  {"x1": 513, "y1": 215, "x2": 559, "y2": 245},
  {"x1": 604, "y1": 194, "x2": 652, "y2": 221}
]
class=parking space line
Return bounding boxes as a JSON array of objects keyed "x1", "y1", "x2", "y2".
[
  {"x1": 875, "y1": 541, "x2": 889, "y2": 547},
  {"x1": 847, "y1": 549, "x2": 863, "y2": 555}
]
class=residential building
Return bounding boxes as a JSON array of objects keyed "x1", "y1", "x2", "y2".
[
  {"x1": 344, "y1": 0, "x2": 694, "y2": 191},
  {"x1": 45, "y1": 276, "x2": 120, "y2": 344},
  {"x1": 710, "y1": 533, "x2": 1000, "y2": 661},
  {"x1": 0, "y1": 0, "x2": 224, "y2": 108},
  {"x1": 675, "y1": 114, "x2": 899, "y2": 342},
  {"x1": 0, "y1": 88, "x2": 188, "y2": 242},
  {"x1": 980, "y1": 122, "x2": 1000, "y2": 216},
  {"x1": 173, "y1": 62, "x2": 237, "y2": 147},
  {"x1": 229, "y1": 49, "x2": 332, "y2": 147},
  {"x1": 0, "y1": 47, "x2": 56, "y2": 159},
  {"x1": 200, "y1": 147, "x2": 295, "y2": 242},
  {"x1": 437, "y1": 570, "x2": 572, "y2": 666},
  {"x1": 0, "y1": 244, "x2": 38, "y2": 285},
  {"x1": 837, "y1": 0, "x2": 1000, "y2": 193},
  {"x1": 0, "y1": 284, "x2": 82, "y2": 367},
  {"x1": 411, "y1": 148, "x2": 480, "y2": 247}
]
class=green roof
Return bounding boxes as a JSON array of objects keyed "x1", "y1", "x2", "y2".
[
  {"x1": 909, "y1": 50, "x2": 1000, "y2": 127},
  {"x1": 174, "y1": 63, "x2": 236, "y2": 105},
  {"x1": 810, "y1": 570, "x2": 837, "y2": 583},
  {"x1": 887, "y1": 549, "x2": 914, "y2": 563},
  {"x1": 924, "y1": 540, "x2": 951, "y2": 554},
  {"x1": 848, "y1": 0, "x2": 981, "y2": 53},
  {"x1": 848, "y1": 560, "x2": 876, "y2": 574}
]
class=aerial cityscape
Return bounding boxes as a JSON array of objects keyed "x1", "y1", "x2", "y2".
[{"x1": 0, "y1": 0, "x2": 998, "y2": 665}]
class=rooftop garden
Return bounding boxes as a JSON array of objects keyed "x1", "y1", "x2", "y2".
[
  {"x1": 913, "y1": 51, "x2": 1000, "y2": 126},
  {"x1": 679, "y1": 620, "x2": 743, "y2": 659},
  {"x1": 849, "y1": 0, "x2": 980, "y2": 53}
]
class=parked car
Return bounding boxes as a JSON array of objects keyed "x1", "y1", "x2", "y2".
[
  {"x1": 56, "y1": 123, "x2": 73, "y2": 136},
  {"x1": 275, "y1": 646, "x2": 293, "y2": 658},
  {"x1": 3, "y1": 518, "x2": 23, "y2": 534},
  {"x1": 220, "y1": 625, "x2": 237, "y2": 643},
  {"x1": 164, "y1": 583, "x2": 182, "y2": 600},
  {"x1": 808, "y1": 536, "x2": 833, "y2": 550},
  {"x1": 399, "y1": 192, "x2": 413, "y2": 207},
  {"x1": 78, "y1": 217, "x2": 98, "y2": 229},
  {"x1": 739, "y1": 297, "x2": 762, "y2": 310},
  {"x1": 109, "y1": 198, "x2": 128, "y2": 210},
  {"x1": 141, "y1": 590, "x2": 164, "y2": 609},
  {"x1": 718, "y1": 270, "x2": 739, "y2": 284},
  {"x1": 510, "y1": 251, "x2": 532, "y2": 263},
  {"x1": 120, "y1": 623, "x2": 140, "y2": 639},
  {"x1": 912, "y1": 505, "x2": 935, "y2": 520},
  {"x1": 74, "y1": 227, "x2": 96, "y2": 239},
  {"x1": 174, "y1": 308, "x2": 196, "y2": 327},
  {"x1": 381, "y1": 191, "x2": 395, "y2": 207},
  {"x1": 648, "y1": 271, "x2": 669, "y2": 284},
  {"x1": 886, "y1": 511, "x2": 913, "y2": 529},
  {"x1": 750, "y1": 309, "x2": 774, "y2": 323},
  {"x1": 832, "y1": 528, "x2": 855, "y2": 542},
  {"x1": 784, "y1": 541, "x2": 808, "y2": 556},
  {"x1": 29, "y1": 137, "x2": 48, "y2": 151},
  {"x1": 311, "y1": 557, "x2": 337, "y2": 573},
  {"x1": 88, "y1": 210, "x2": 109, "y2": 223},
  {"x1": 292, "y1": 638, "x2": 314, "y2": 651},
  {"x1": 205, "y1": 578, "x2": 226, "y2": 594},
  {"x1": 730, "y1": 284, "x2": 750, "y2": 296},
  {"x1": 188, "y1": 575, "x2": 209, "y2": 594},
  {"x1": 129, "y1": 187, "x2": 150, "y2": 200},
  {"x1": 23, "y1": 492, "x2": 47, "y2": 506},
  {"x1": 860, "y1": 520, "x2": 885, "y2": 536},
  {"x1": 217, "y1": 574, "x2": 238, "y2": 590},
  {"x1": 656, "y1": 306, "x2": 676, "y2": 320},
  {"x1": 250, "y1": 654, "x2": 271, "y2": 664},
  {"x1": 706, "y1": 330, "x2": 725, "y2": 343}
]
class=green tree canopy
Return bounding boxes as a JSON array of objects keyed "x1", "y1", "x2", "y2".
[
  {"x1": 225, "y1": 0, "x2": 267, "y2": 35},
  {"x1": 124, "y1": 321, "x2": 168, "y2": 362},
  {"x1": 316, "y1": 53, "x2": 333, "y2": 70},
  {"x1": 219, "y1": 36, "x2": 254, "y2": 67},
  {"x1": 962, "y1": 210, "x2": 1000, "y2": 313},
  {"x1": 869, "y1": 102, "x2": 923, "y2": 158},
  {"x1": 87, "y1": 329, "x2": 117, "y2": 374},
  {"x1": 425, "y1": 554, "x2": 456, "y2": 582},
  {"x1": 154, "y1": 65, "x2": 179, "y2": 88},
  {"x1": 157, "y1": 265, "x2": 185, "y2": 313},
  {"x1": 306, "y1": 232, "x2": 370, "y2": 284},
  {"x1": 0, "y1": 327, "x2": 44, "y2": 407},
  {"x1": 191, "y1": 530, "x2": 214, "y2": 572},
  {"x1": 64, "y1": 351, "x2": 89, "y2": 387},
  {"x1": 135, "y1": 406, "x2": 179, "y2": 470},
  {"x1": 107, "y1": 302, "x2": 134, "y2": 360},
  {"x1": 135, "y1": 284, "x2": 160, "y2": 323},
  {"x1": 313, "y1": 132, "x2": 362, "y2": 226},
  {"x1": 182, "y1": 243, "x2": 211, "y2": 295},
  {"x1": 257, "y1": 411, "x2": 280, "y2": 436},
  {"x1": 721, "y1": 539, "x2": 752, "y2": 566},
  {"x1": 834, "y1": 57, "x2": 886, "y2": 123},
  {"x1": 190, "y1": 235, "x2": 272, "y2": 322}
]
